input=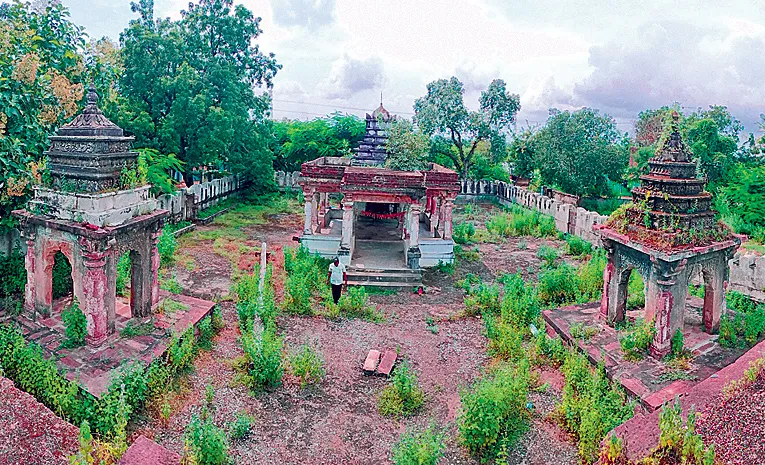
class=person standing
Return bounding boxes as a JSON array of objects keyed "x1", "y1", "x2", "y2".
[{"x1": 327, "y1": 257, "x2": 348, "y2": 304}]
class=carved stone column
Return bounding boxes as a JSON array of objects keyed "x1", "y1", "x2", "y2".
[
  {"x1": 407, "y1": 202, "x2": 422, "y2": 270},
  {"x1": 303, "y1": 189, "x2": 314, "y2": 235},
  {"x1": 151, "y1": 230, "x2": 162, "y2": 307},
  {"x1": 647, "y1": 258, "x2": 689, "y2": 358},
  {"x1": 21, "y1": 230, "x2": 36, "y2": 313},
  {"x1": 339, "y1": 197, "x2": 354, "y2": 265},
  {"x1": 79, "y1": 238, "x2": 114, "y2": 346},
  {"x1": 701, "y1": 253, "x2": 730, "y2": 333}
]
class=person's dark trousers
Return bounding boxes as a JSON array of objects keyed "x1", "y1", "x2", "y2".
[{"x1": 332, "y1": 284, "x2": 342, "y2": 304}]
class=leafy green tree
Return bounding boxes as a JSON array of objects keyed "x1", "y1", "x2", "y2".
[
  {"x1": 0, "y1": 0, "x2": 86, "y2": 231},
  {"x1": 686, "y1": 118, "x2": 737, "y2": 186},
  {"x1": 385, "y1": 118, "x2": 429, "y2": 171},
  {"x1": 271, "y1": 113, "x2": 364, "y2": 171},
  {"x1": 115, "y1": 0, "x2": 280, "y2": 190},
  {"x1": 534, "y1": 108, "x2": 627, "y2": 197},
  {"x1": 414, "y1": 77, "x2": 520, "y2": 177},
  {"x1": 508, "y1": 128, "x2": 537, "y2": 179}
]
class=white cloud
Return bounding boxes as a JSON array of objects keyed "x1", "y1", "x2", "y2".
[
  {"x1": 317, "y1": 54, "x2": 386, "y2": 100},
  {"x1": 271, "y1": 0, "x2": 336, "y2": 30}
]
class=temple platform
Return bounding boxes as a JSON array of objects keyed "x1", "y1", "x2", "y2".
[
  {"x1": 543, "y1": 300, "x2": 750, "y2": 411},
  {"x1": 0, "y1": 291, "x2": 216, "y2": 397}
]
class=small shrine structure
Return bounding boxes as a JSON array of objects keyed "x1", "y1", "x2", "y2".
[
  {"x1": 13, "y1": 86, "x2": 168, "y2": 346},
  {"x1": 298, "y1": 104, "x2": 459, "y2": 272},
  {"x1": 596, "y1": 113, "x2": 741, "y2": 357}
]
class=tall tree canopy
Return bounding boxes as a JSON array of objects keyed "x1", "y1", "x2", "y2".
[
  {"x1": 414, "y1": 77, "x2": 520, "y2": 177},
  {"x1": 534, "y1": 108, "x2": 627, "y2": 197},
  {"x1": 114, "y1": 0, "x2": 280, "y2": 189},
  {"x1": 0, "y1": 0, "x2": 85, "y2": 231},
  {"x1": 385, "y1": 118, "x2": 429, "y2": 171},
  {"x1": 270, "y1": 114, "x2": 364, "y2": 171}
]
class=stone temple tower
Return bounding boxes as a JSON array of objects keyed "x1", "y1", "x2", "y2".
[
  {"x1": 352, "y1": 103, "x2": 393, "y2": 166},
  {"x1": 13, "y1": 86, "x2": 168, "y2": 346}
]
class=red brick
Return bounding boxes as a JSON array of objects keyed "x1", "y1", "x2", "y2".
[
  {"x1": 363, "y1": 350, "x2": 381, "y2": 373},
  {"x1": 376, "y1": 350, "x2": 397, "y2": 376}
]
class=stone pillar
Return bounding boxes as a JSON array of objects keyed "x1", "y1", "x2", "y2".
[
  {"x1": 80, "y1": 240, "x2": 112, "y2": 346},
  {"x1": 407, "y1": 203, "x2": 422, "y2": 270},
  {"x1": 437, "y1": 199, "x2": 445, "y2": 238},
  {"x1": 311, "y1": 193, "x2": 319, "y2": 230},
  {"x1": 22, "y1": 233, "x2": 36, "y2": 313},
  {"x1": 646, "y1": 259, "x2": 689, "y2": 358},
  {"x1": 443, "y1": 199, "x2": 454, "y2": 241},
  {"x1": 303, "y1": 192, "x2": 313, "y2": 235},
  {"x1": 701, "y1": 256, "x2": 728, "y2": 333},
  {"x1": 151, "y1": 230, "x2": 162, "y2": 307},
  {"x1": 339, "y1": 198, "x2": 354, "y2": 265}
]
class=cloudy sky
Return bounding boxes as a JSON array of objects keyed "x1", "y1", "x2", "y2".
[{"x1": 65, "y1": 0, "x2": 765, "y2": 134}]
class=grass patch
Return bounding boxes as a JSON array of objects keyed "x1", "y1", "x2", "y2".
[
  {"x1": 120, "y1": 320, "x2": 156, "y2": 338},
  {"x1": 378, "y1": 360, "x2": 425, "y2": 418}
]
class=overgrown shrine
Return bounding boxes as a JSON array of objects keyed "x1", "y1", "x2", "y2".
[
  {"x1": 298, "y1": 104, "x2": 459, "y2": 281},
  {"x1": 596, "y1": 113, "x2": 742, "y2": 357},
  {"x1": 12, "y1": 87, "x2": 167, "y2": 346}
]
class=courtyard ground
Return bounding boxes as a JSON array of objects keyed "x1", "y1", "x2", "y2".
[{"x1": 130, "y1": 197, "x2": 579, "y2": 465}]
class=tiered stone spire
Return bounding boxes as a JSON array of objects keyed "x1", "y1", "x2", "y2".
[
  {"x1": 46, "y1": 85, "x2": 138, "y2": 193},
  {"x1": 352, "y1": 103, "x2": 393, "y2": 166},
  {"x1": 631, "y1": 112, "x2": 715, "y2": 231}
]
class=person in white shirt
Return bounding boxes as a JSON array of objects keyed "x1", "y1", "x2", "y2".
[{"x1": 327, "y1": 257, "x2": 348, "y2": 304}]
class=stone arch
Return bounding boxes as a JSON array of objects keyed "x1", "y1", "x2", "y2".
[{"x1": 38, "y1": 240, "x2": 81, "y2": 316}]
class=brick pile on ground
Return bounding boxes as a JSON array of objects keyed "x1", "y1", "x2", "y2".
[
  {"x1": 0, "y1": 376, "x2": 79, "y2": 465},
  {"x1": 697, "y1": 368, "x2": 765, "y2": 465}
]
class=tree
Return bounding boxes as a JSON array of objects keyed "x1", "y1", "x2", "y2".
[
  {"x1": 0, "y1": 0, "x2": 85, "y2": 231},
  {"x1": 534, "y1": 108, "x2": 627, "y2": 197},
  {"x1": 271, "y1": 114, "x2": 365, "y2": 171},
  {"x1": 414, "y1": 77, "x2": 520, "y2": 177},
  {"x1": 385, "y1": 119, "x2": 429, "y2": 171},
  {"x1": 115, "y1": 0, "x2": 280, "y2": 189},
  {"x1": 508, "y1": 128, "x2": 537, "y2": 179},
  {"x1": 686, "y1": 118, "x2": 737, "y2": 186}
]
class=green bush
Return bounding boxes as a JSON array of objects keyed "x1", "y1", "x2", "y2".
[
  {"x1": 618, "y1": 318, "x2": 656, "y2": 361},
  {"x1": 378, "y1": 360, "x2": 425, "y2": 417},
  {"x1": 575, "y1": 249, "x2": 607, "y2": 302},
  {"x1": 116, "y1": 252, "x2": 131, "y2": 297},
  {"x1": 651, "y1": 399, "x2": 716, "y2": 465},
  {"x1": 282, "y1": 246, "x2": 328, "y2": 316},
  {"x1": 241, "y1": 326, "x2": 284, "y2": 391},
  {"x1": 458, "y1": 360, "x2": 531, "y2": 461},
  {"x1": 335, "y1": 286, "x2": 381, "y2": 321},
  {"x1": 185, "y1": 414, "x2": 229, "y2": 465},
  {"x1": 230, "y1": 411, "x2": 255, "y2": 440},
  {"x1": 626, "y1": 270, "x2": 645, "y2": 310},
  {"x1": 565, "y1": 235, "x2": 593, "y2": 257},
  {"x1": 289, "y1": 344, "x2": 325, "y2": 387},
  {"x1": 197, "y1": 316, "x2": 215, "y2": 350},
  {"x1": 61, "y1": 298, "x2": 87, "y2": 348},
  {"x1": 453, "y1": 222, "x2": 476, "y2": 245},
  {"x1": 671, "y1": 329, "x2": 684, "y2": 357},
  {"x1": 718, "y1": 291, "x2": 765, "y2": 348},
  {"x1": 560, "y1": 351, "x2": 633, "y2": 464},
  {"x1": 536, "y1": 244, "x2": 559, "y2": 268},
  {"x1": 485, "y1": 205, "x2": 557, "y2": 239},
  {"x1": 392, "y1": 424, "x2": 446, "y2": 465},
  {"x1": 51, "y1": 251, "x2": 73, "y2": 300},
  {"x1": 498, "y1": 272, "x2": 540, "y2": 328},
  {"x1": 157, "y1": 225, "x2": 177, "y2": 268},
  {"x1": 537, "y1": 264, "x2": 579, "y2": 306},
  {"x1": 464, "y1": 282, "x2": 501, "y2": 316},
  {"x1": 0, "y1": 248, "x2": 25, "y2": 297}
]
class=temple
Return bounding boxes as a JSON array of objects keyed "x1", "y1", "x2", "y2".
[
  {"x1": 298, "y1": 104, "x2": 459, "y2": 285},
  {"x1": 596, "y1": 113, "x2": 741, "y2": 357},
  {"x1": 12, "y1": 87, "x2": 168, "y2": 346}
]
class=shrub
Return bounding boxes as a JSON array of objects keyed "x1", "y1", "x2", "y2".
[
  {"x1": 559, "y1": 351, "x2": 633, "y2": 464},
  {"x1": 458, "y1": 360, "x2": 531, "y2": 461},
  {"x1": 116, "y1": 252, "x2": 131, "y2": 297},
  {"x1": 565, "y1": 235, "x2": 593, "y2": 257},
  {"x1": 282, "y1": 246, "x2": 327, "y2": 316},
  {"x1": 197, "y1": 316, "x2": 215, "y2": 350},
  {"x1": 537, "y1": 264, "x2": 579, "y2": 306},
  {"x1": 453, "y1": 222, "x2": 476, "y2": 245},
  {"x1": 157, "y1": 225, "x2": 177, "y2": 268},
  {"x1": 230, "y1": 411, "x2": 255, "y2": 440},
  {"x1": 392, "y1": 424, "x2": 446, "y2": 465},
  {"x1": 670, "y1": 329, "x2": 684, "y2": 357},
  {"x1": 575, "y1": 249, "x2": 607, "y2": 302},
  {"x1": 61, "y1": 298, "x2": 87, "y2": 348},
  {"x1": 498, "y1": 272, "x2": 540, "y2": 328},
  {"x1": 289, "y1": 344, "x2": 325, "y2": 387},
  {"x1": 464, "y1": 282, "x2": 501, "y2": 316},
  {"x1": 0, "y1": 248, "x2": 25, "y2": 297},
  {"x1": 717, "y1": 291, "x2": 765, "y2": 348},
  {"x1": 241, "y1": 326, "x2": 284, "y2": 391},
  {"x1": 168, "y1": 329, "x2": 197, "y2": 376},
  {"x1": 650, "y1": 399, "x2": 715, "y2": 465},
  {"x1": 185, "y1": 414, "x2": 229, "y2": 465},
  {"x1": 335, "y1": 286, "x2": 381, "y2": 321},
  {"x1": 536, "y1": 244, "x2": 559, "y2": 268},
  {"x1": 51, "y1": 251, "x2": 73, "y2": 300},
  {"x1": 378, "y1": 360, "x2": 425, "y2": 417},
  {"x1": 619, "y1": 318, "x2": 656, "y2": 361},
  {"x1": 626, "y1": 270, "x2": 645, "y2": 310}
]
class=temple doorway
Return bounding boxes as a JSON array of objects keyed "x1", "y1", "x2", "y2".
[{"x1": 352, "y1": 202, "x2": 406, "y2": 269}]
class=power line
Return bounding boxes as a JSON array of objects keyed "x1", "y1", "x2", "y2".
[{"x1": 272, "y1": 99, "x2": 415, "y2": 116}]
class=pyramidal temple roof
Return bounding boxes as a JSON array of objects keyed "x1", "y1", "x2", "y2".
[
  {"x1": 57, "y1": 85, "x2": 124, "y2": 137},
  {"x1": 654, "y1": 112, "x2": 691, "y2": 163}
]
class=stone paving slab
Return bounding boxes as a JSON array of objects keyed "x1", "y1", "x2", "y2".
[
  {"x1": 377, "y1": 350, "x2": 397, "y2": 376},
  {"x1": 543, "y1": 301, "x2": 749, "y2": 412},
  {"x1": 119, "y1": 435, "x2": 180, "y2": 465},
  {"x1": 0, "y1": 291, "x2": 216, "y2": 398},
  {"x1": 363, "y1": 349, "x2": 381, "y2": 373}
]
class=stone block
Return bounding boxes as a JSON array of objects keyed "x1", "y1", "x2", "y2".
[
  {"x1": 376, "y1": 350, "x2": 397, "y2": 376},
  {"x1": 363, "y1": 350, "x2": 381, "y2": 373}
]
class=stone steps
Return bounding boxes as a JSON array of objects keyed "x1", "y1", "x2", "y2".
[{"x1": 347, "y1": 267, "x2": 422, "y2": 287}]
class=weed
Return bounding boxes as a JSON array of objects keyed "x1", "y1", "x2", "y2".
[
  {"x1": 230, "y1": 411, "x2": 255, "y2": 440},
  {"x1": 565, "y1": 235, "x2": 593, "y2": 257},
  {"x1": 120, "y1": 320, "x2": 156, "y2": 338},
  {"x1": 378, "y1": 360, "x2": 425, "y2": 418},
  {"x1": 289, "y1": 344, "x2": 325, "y2": 388},
  {"x1": 536, "y1": 244, "x2": 559, "y2": 268},
  {"x1": 239, "y1": 326, "x2": 284, "y2": 391},
  {"x1": 61, "y1": 298, "x2": 87, "y2": 348},
  {"x1": 155, "y1": 298, "x2": 189, "y2": 315},
  {"x1": 425, "y1": 316, "x2": 439, "y2": 334},
  {"x1": 392, "y1": 424, "x2": 446, "y2": 465},
  {"x1": 453, "y1": 222, "x2": 476, "y2": 245},
  {"x1": 184, "y1": 414, "x2": 229, "y2": 465},
  {"x1": 160, "y1": 273, "x2": 183, "y2": 294},
  {"x1": 570, "y1": 322, "x2": 599, "y2": 342},
  {"x1": 619, "y1": 318, "x2": 656, "y2": 361}
]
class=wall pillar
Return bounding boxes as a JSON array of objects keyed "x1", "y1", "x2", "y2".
[
  {"x1": 407, "y1": 202, "x2": 422, "y2": 270},
  {"x1": 311, "y1": 193, "x2": 319, "y2": 230},
  {"x1": 23, "y1": 234, "x2": 36, "y2": 313},
  {"x1": 151, "y1": 230, "x2": 161, "y2": 307},
  {"x1": 339, "y1": 198, "x2": 354, "y2": 265},
  {"x1": 647, "y1": 260, "x2": 689, "y2": 358},
  {"x1": 80, "y1": 244, "x2": 112, "y2": 346},
  {"x1": 303, "y1": 194, "x2": 313, "y2": 235},
  {"x1": 442, "y1": 199, "x2": 454, "y2": 241},
  {"x1": 702, "y1": 260, "x2": 728, "y2": 333}
]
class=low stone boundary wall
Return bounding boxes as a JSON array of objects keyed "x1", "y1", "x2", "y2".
[{"x1": 275, "y1": 170, "x2": 301, "y2": 192}]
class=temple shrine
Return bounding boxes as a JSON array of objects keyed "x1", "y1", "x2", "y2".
[
  {"x1": 596, "y1": 113, "x2": 741, "y2": 357},
  {"x1": 298, "y1": 104, "x2": 459, "y2": 282},
  {"x1": 12, "y1": 86, "x2": 168, "y2": 346}
]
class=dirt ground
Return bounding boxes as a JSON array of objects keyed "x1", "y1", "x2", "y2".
[{"x1": 133, "y1": 200, "x2": 578, "y2": 465}]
